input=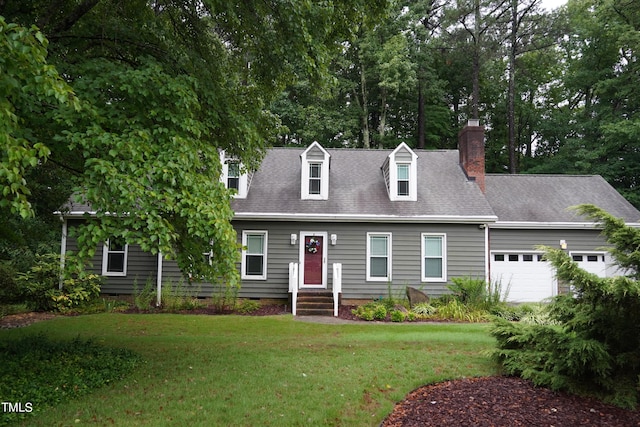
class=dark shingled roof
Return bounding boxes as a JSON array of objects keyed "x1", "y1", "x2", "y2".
[
  {"x1": 231, "y1": 147, "x2": 496, "y2": 220},
  {"x1": 485, "y1": 174, "x2": 640, "y2": 223},
  {"x1": 61, "y1": 146, "x2": 640, "y2": 225}
]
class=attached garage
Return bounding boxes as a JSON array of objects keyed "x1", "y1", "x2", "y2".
[
  {"x1": 490, "y1": 250, "x2": 612, "y2": 303},
  {"x1": 490, "y1": 251, "x2": 557, "y2": 302},
  {"x1": 570, "y1": 252, "x2": 609, "y2": 277}
]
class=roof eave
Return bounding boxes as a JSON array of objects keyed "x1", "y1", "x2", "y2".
[
  {"x1": 491, "y1": 221, "x2": 640, "y2": 229},
  {"x1": 233, "y1": 212, "x2": 497, "y2": 224}
]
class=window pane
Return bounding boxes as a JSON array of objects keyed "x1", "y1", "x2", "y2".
[
  {"x1": 424, "y1": 258, "x2": 442, "y2": 278},
  {"x1": 370, "y1": 236, "x2": 388, "y2": 256},
  {"x1": 495, "y1": 254, "x2": 505, "y2": 261},
  {"x1": 227, "y1": 177, "x2": 239, "y2": 190},
  {"x1": 397, "y1": 164, "x2": 409, "y2": 180},
  {"x1": 246, "y1": 255, "x2": 264, "y2": 276},
  {"x1": 523, "y1": 254, "x2": 533, "y2": 262},
  {"x1": 509, "y1": 254, "x2": 519, "y2": 262},
  {"x1": 397, "y1": 180, "x2": 409, "y2": 196},
  {"x1": 246, "y1": 235, "x2": 264, "y2": 254},
  {"x1": 109, "y1": 238, "x2": 125, "y2": 252},
  {"x1": 309, "y1": 163, "x2": 321, "y2": 178},
  {"x1": 370, "y1": 257, "x2": 388, "y2": 277},
  {"x1": 107, "y1": 253, "x2": 125, "y2": 272},
  {"x1": 309, "y1": 178, "x2": 321, "y2": 194},
  {"x1": 424, "y1": 236, "x2": 442, "y2": 256},
  {"x1": 228, "y1": 162, "x2": 240, "y2": 177}
]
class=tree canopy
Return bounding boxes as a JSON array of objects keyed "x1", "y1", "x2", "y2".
[{"x1": 0, "y1": 0, "x2": 386, "y2": 282}]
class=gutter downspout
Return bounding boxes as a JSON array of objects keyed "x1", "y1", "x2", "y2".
[{"x1": 484, "y1": 224, "x2": 490, "y2": 285}]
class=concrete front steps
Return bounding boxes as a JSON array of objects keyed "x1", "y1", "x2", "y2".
[{"x1": 296, "y1": 291, "x2": 334, "y2": 316}]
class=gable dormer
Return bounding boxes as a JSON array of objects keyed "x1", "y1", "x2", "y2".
[
  {"x1": 301, "y1": 142, "x2": 330, "y2": 200},
  {"x1": 382, "y1": 143, "x2": 418, "y2": 201},
  {"x1": 220, "y1": 151, "x2": 250, "y2": 198}
]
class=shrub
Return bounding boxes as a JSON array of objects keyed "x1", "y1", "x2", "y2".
[
  {"x1": 0, "y1": 261, "x2": 21, "y2": 304},
  {"x1": 411, "y1": 302, "x2": 437, "y2": 317},
  {"x1": 390, "y1": 309, "x2": 406, "y2": 322},
  {"x1": 211, "y1": 279, "x2": 239, "y2": 311},
  {"x1": 0, "y1": 333, "x2": 143, "y2": 425},
  {"x1": 161, "y1": 279, "x2": 203, "y2": 311},
  {"x1": 373, "y1": 304, "x2": 387, "y2": 320},
  {"x1": 133, "y1": 279, "x2": 156, "y2": 310},
  {"x1": 436, "y1": 299, "x2": 489, "y2": 322},
  {"x1": 237, "y1": 299, "x2": 261, "y2": 314},
  {"x1": 16, "y1": 254, "x2": 102, "y2": 312},
  {"x1": 492, "y1": 205, "x2": 640, "y2": 409},
  {"x1": 352, "y1": 302, "x2": 388, "y2": 321}
]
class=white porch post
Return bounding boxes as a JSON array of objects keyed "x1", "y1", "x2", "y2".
[
  {"x1": 156, "y1": 252, "x2": 163, "y2": 307},
  {"x1": 332, "y1": 263, "x2": 342, "y2": 317},
  {"x1": 59, "y1": 218, "x2": 67, "y2": 290},
  {"x1": 289, "y1": 262, "x2": 298, "y2": 315}
]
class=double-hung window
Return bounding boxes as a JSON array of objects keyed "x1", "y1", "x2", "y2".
[
  {"x1": 242, "y1": 231, "x2": 267, "y2": 280},
  {"x1": 309, "y1": 163, "x2": 322, "y2": 195},
  {"x1": 422, "y1": 233, "x2": 446, "y2": 282},
  {"x1": 102, "y1": 238, "x2": 128, "y2": 276},
  {"x1": 227, "y1": 162, "x2": 240, "y2": 191},
  {"x1": 367, "y1": 233, "x2": 392, "y2": 281},
  {"x1": 397, "y1": 164, "x2": 410, "y2": 196}
]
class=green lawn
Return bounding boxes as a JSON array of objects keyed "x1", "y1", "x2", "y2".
[{"x1": 2, "y1": 314, "x2": 498, "y2": 426}]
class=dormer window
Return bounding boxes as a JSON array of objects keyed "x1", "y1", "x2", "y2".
[
  {"x1": 309, "y1": 163, "x2": 322, "y2": 195},
  {"x1": 397, "y1": 164, "x2": 410, "y2": 196},
  {"x1": 383, "y1": 143, "x2": 418, "y2": 201},
  {"x1": 220, "y1": 151, "x2": 250, "y2": 198},
  {"x1": 301, "y1": 142, "x2": 330, "y2": 200},
  {"x1": 227, "y1": 161, "x2": 240, "y2": 191}
]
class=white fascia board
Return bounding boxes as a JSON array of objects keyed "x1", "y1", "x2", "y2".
[
  {"x1": 490, "y1": 221, "x2": 640, "y2": 229},
  {"x1": 233, "y1": 212, "x2": 497, "y2": 224}
]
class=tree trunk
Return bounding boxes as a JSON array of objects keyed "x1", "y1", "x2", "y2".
[
  {"x1": 378, "y1": 88, "x2": 387, "y2": 149},
  {"x1": 360, "y1": 61, "x2": 370, "y2": 149},
  {"x1": 471, "y1": 0, "x2": 481, "y2": 120},
  {"x1": 508, "y1": 0, "x2": 517, "y2": 173},
  {"x1": 417, "y1": 79, "x2": 425, "y2": 149}
]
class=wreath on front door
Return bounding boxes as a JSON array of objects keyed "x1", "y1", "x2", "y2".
[{"x1": 306, "y1": 238, "x2": 320, "y2": 254}]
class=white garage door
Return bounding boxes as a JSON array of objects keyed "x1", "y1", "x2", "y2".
[
  {"x1": 570, "y1": 253, "x2": 608, "y2": 277},
  {"x1": 490, "y1": 252, "x2": 556, "y2": 303}
]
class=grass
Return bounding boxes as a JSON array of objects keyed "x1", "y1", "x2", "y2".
[{"x1": 1, "y1": 314, "x2": 498, "y2": 426}]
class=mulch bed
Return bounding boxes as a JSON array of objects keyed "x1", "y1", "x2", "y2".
[
  {"x1": 381, "y1": 376, "x2": 640, "y2": 426},
  {"x1": 3, "y1": 307, "x2": 640, "y2": 425}
]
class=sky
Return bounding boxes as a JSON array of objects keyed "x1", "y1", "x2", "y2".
[{"x1": 541, "y1": 0, "x2": 567, "y2": 11}]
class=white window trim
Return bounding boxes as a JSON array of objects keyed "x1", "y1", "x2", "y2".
[
  {"x1": 366, "y1": 232, "x2": 392, "y2": 282},
  {"x1": 219, "y1": 151, "x2": 248, "y2": 198},
  {"x1": 241, "y1": 230, "x2": 268, "y2": 280},
  {"x1": 421, "y1": 233, "x2": 447, "y2": 282},
  {"x1": 301, "y1": 142, "x2": 330, "y2": 200},
  {"x1": 102, "y1": 239, "x2": 128, "y2": 277},
  {"x1": 387, "y1": 143, "x2": 418, "y2": 201}
]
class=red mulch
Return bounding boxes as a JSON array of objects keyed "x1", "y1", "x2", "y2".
[
  {"x1": 381, "y1": 376, "x2": 640, "y2": 427},
  {"x1": 4, "y1": 306, "x2": 640, "y2": 425}
]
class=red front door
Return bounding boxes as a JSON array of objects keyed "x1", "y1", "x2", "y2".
[{"x1": 304, "y1": 236, "x2": 323, "y2": 285}]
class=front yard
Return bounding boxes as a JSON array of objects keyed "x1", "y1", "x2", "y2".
[{"x1": 0, "y1": 313, "x2": 496, "y2": 426}]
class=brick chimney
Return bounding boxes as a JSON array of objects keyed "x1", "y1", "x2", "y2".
[{"x1": 458, "y1": 119, "x2": 486, "y2": 193}]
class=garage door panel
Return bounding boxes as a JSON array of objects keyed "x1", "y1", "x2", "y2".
[{"x1": 491, "y1": 252, "x2": 556, "y2": 303}]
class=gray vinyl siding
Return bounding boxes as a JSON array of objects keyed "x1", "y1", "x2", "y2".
[
  {"x1": 65, "y1": 218, "x2": 486, "y2": 300},
  {"x1": 489, "y1": 228, "x2": 608, "y2": 253},
  {"x1": 65, "y1": 220, "x2": 158, "y2": 295},
  {"x1": 234, "y1": 220, "x2": 486, "y2": 300}
]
